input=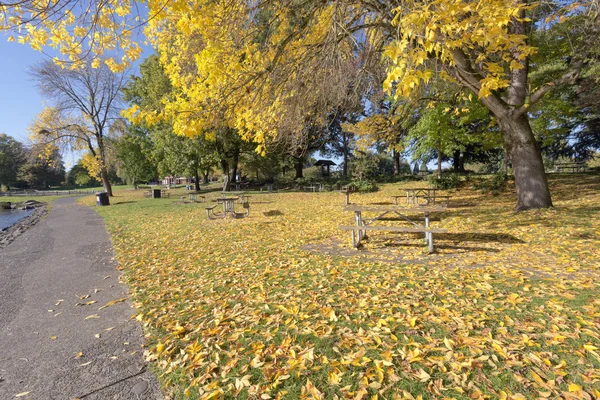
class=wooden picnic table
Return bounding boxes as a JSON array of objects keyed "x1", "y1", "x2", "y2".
[
  {"x1": 395, "y1": 188, "x2": 450, "y2": 206},
  {"x1": 339, "y1": 185, "x2": 358, "y2": 205},
  {"x1": 206, "y1": 196, "x2": 249, "y2": 219},
  {"x1": 188, "y1": 193, "x2": 206, "y2": 202},
  {"x1": 340, "y1": 205, "x2": 447, "y2": 252},
  {"x1": 554, "y1": 162, "x2": 588, "y2": 173}
]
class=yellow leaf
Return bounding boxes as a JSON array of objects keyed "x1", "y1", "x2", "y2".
[{"x1": 568, "y1": 383, "x2": 582, "y2": 392}]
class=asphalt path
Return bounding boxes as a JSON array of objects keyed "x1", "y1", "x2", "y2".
[{"x1": 0, "y1": 197, "x2": 162, "y2": 399}]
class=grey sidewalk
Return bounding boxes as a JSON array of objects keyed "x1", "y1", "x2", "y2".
[{"x1": 0, "y1": 197, "x2": 161, "y2": 399}]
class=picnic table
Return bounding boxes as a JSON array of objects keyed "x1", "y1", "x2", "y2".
[
  {"x1": 340, "y1": 205, "x2": 447, "y2": 252},
  {"x1": 304, "y1": 183, "x2": 323, "y2": 192},
  {"x1": 260, "y1": 184, "x2": 275, "y2": 192},
  {"x1": 339, "y1": 185, "x2": 358, "y2": 205},
  {"x1": 188, "y1": 193, "x2": 206, "y2": 202},
  {"x1": 554, "y1": 162, "x2": 588, "y2": 173},
  {"x1": 206, "y1": 196, "x2": 249, "y2": 219},
  {"x1": 393, "y1": 188, "x2": 450, "y2": 207}
]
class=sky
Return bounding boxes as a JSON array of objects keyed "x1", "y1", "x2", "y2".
[{"x1": 0, "y1": 40, "x2": 47, "y2": 144}]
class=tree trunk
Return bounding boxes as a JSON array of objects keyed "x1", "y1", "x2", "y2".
[
  {"x1": 96, "y1": 134, "x2": 113, "y2": 196},
  {"x1": 437, "y1": 142, "x2": 442, "y2": 179},
  {"x1": 203, "y1": 170, "x2": 209, "y2": 184},
  {"x1": 342, "y1": 131, "x2": 349, "y2": 177},
  {"x1": 393, "y1": 149, "x2": 401, "y2": 175},
  {"x1": 498, "y1": 113, "x2": 552, "y2": 211},
  {"x1": 503, "y1": 143, "x2": 510, "y2": 175},
  {"x1": 231, "y1": 150, "x2": 239, "y2": 183},
  {"x1": 452, "y1": 150, "x2": 460, "y2": 172},
  {"x1": 294, "y1": 158, "x2": 304, "y2": 179},
  {"x1": 99, "y1": 166, "x2": 113, "y2": 197},
  {"x1": 221, "y1": 159, "x2": 230, "y2": 191},
  {"x1": 194, "y1": 170, "x2": 200, "y2": 191}
]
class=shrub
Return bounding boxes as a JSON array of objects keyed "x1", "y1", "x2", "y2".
[
  {"x1": 350, "y1": 180, "x2": 379, "y2": 193},
  {"x1": 429, "y1": 173, "x2": 462, "y2": 189},
  {"x1": 473, "y1": 173, "x2": 509, "y2": 196}
]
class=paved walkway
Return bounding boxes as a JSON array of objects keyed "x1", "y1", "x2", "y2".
[{"x1": 0, "y1": 197, "x2": 161, "y2": 399}]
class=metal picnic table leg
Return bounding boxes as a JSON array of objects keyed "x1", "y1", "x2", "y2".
[{"x1": 424, "y1": 211, "x2": 433, "y2": 253}]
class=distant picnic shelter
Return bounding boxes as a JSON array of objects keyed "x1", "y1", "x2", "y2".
[{"x1": 314, "y1": 159, "x2": 336, "y2": 177}]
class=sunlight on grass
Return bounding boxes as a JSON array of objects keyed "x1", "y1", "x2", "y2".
[{"x1": 80, "y1": 175, "x2": 600, "y2": 399}]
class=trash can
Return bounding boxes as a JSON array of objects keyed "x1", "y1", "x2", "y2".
[
  {"x1": 96, "y1": 192, "x2": 110, "y2": 206},
  {"x1": 152, "y1": 189, "x2": 162, "y2": 199}
]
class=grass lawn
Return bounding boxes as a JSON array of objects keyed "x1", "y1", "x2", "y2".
[{"x1": 81, "y1": 174, "x2": 600, "y2": 400}]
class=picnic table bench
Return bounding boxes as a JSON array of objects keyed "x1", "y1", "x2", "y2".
[
  {"x1": 260, "y1": 184, "x2": 276, "y2": 192},
  {"x1": 188, "y1": 193, "x2": 206, "y2": 202},
  {"x1": 144, "y1": 189, "x2": 170, "y2": 198},
  {"x1": 304, "y1": 183, "x2": 324, "y2": 192},
  {"x1": 394, "y1": 188, "x2": 450, "y2": 207},
  {"x1": 206, "y1": 196, "x2": 250, "y2": 219},
  {"x1": 340, "y1": 205, "x2": 447, "y2": 252}
]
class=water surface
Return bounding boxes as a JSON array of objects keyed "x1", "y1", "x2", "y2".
[{"x1": 0, "y1": 208, "x2": 34, "y2": 231}]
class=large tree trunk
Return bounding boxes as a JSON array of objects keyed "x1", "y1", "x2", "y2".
[
  {"x1": 194, "y1": 170, "x2": 200, "y2": 191},
  {"x1": 221, "y1": 159, "x2": 230, "y2": 191},
  {"x1": 294, "y1": 157, "x2": 304, "y2": 179},
  {"x1": 393, "y1": 149, "x2": 401, "y2": 175},
  {"x1": 96, "y1": 134, "x2": 113, "y2": 196},
  {"x1": 231, "y1": 150, "x2": 239, "y2": 183},
  {"x1": 99, "y1": 166, "x2": 113, "y2": 197},
  {"x1": 499, "y1": 114, "x2": 552, "y2": 211}
]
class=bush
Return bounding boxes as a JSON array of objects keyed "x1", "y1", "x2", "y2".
[
  {"x1": 473, "y1": 173, "x2": 509, "y2": 196},
  {"x1": 350, "y1": 180, "x2": 379, "y2": 193},
  {"x1": 429, "y1": 173, "x2": 462, "y2": 189}
]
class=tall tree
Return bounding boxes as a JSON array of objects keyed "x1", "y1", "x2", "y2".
[
  {"x1": 19, "y1": 143, "x2": 66, "y2": 188},
  {"x1": 114, "y1": 126, "x2": 158, "y2": 186},
  {"x1": 0, "y1": 133, "x2": 27, "y2": 191},
  {"x1": 383, "y1": 1, "x2": 598, "y2": 209},
  {"x1": 3, "y1": 0, "x2": 599, "y2": 210},
  {"x1": 28, "y1": 59, "x2": 128, "y2": 196}
]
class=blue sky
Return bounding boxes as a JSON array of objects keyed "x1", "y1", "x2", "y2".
[{"x1": 0, "y1": 40, "x2": 47, "y2": 143}]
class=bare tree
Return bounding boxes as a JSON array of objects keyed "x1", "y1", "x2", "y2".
[{"x1": 29, "y1": 59, "x2": 128, "y2": 196}]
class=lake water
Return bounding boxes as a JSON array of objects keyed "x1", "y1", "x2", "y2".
[{"x1": 0, "y1": 208, "x2": 34, "y2": 231}]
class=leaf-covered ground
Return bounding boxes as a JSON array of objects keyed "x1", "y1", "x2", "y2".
[{"x1": 81, "y1": 174, "x2": 600, "y2": 400}]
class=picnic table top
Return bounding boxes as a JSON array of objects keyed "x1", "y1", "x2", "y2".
[
  {"x1": 404, "y1": 187, "x2": 443, "y2": 191},
  {"x1": 343, "y1": 205, "x2": 447, "y2": 212},
  {"x1": 215, "y1": 196, "x2": 239, "y2": 201}
]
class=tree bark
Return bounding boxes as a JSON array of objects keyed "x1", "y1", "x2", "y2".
[
  {"x1": 99, "y1": 165, "x2": 113, "y2": 197},
  {"x1": 393, "y1": 149, "x2": 401, "y2": 175},
  {"x1": 96, "y1": 133, "x2": 113, "y2": 196},
  {"x1": 221, "y1": 159, "x2": 230, "y2": 191},
  {"x1": 231, "y1": 149, "x2": 239, "y2": 183},
  {"x1": 342, "y1": 131, "x2": 349, "y2": 177},
  {"x1": 498, "y1": 113, "x2": 552, "y2": 211},
  {"x1": 294, "y1": 157, "x2": 304, "y2": 179},
  {"x1": 194, "y1": 170, "x2": 200, "y2": 191},
  {"x1": 436, "y1": 142, "x2": 442, "y2": 179}
]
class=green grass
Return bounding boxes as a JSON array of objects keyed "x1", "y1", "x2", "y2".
[{"x1": 80, "y1": 175, "x2": 600, "y2": 399}]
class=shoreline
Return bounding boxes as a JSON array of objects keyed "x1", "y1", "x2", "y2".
[{"x1": 0, "y1": 204, "x2": 48, "y2": 250}]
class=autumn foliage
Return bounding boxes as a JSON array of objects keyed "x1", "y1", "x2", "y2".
[{"x1": 82, "y1": 175, "x2": 600, "y2": 399}]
